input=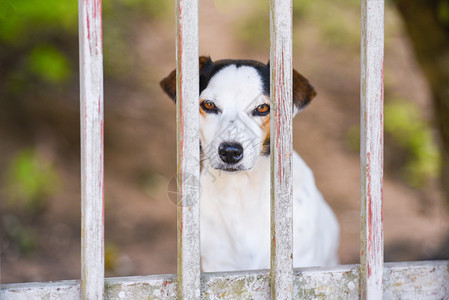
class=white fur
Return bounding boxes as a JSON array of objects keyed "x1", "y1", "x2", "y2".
[
  {"x1": 198, "y1": 65, "x2": 339, "y2": 272},
  {"x1": 200, "y1": 65, "x2": 268, "y2": 172}
]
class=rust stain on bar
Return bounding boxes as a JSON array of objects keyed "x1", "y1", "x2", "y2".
[
  {"x1": 176, "y1": 0, "x2": 200, "y2": 299},
  {"x1": 79, "y1": 0, "x2": 105, "y2": 298},
  {"x1": 270, "y1": 0, "x2": 294, "y2": 299},
  {"x1": 360, "y1": 0, "x2": 384, "y2": 298}
]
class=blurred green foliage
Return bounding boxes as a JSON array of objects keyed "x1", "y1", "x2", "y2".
[
  {"x1": 345, "y1": 124, "x2": 361, "y2": 152},
  {"x1": 345, "y1": 101, "x2": 440, "y2": 188},
  {"x1": 28, "y1": 44, "x2": 71, "y2": 83},
  {"x1": 105, "y1": 242, "x2": 120, "y2": 272},
  {"x1": 385, "y1": 101, "x2": 441, "y2": 187},
  {"x1": 101, "y1": 0, "x2": 171, "y2": 77},
  {"x1": 438, "y1": 0, "x2": 449, "y2": 24},
  {"x1": 0, "y1": 0, "x2": 172, "y2": 215},
  {"x1": 107, "y1": 0, "x2": 169, "y2": 18},
  {"x1": 236, "y1": 0, "x2": 360, "y2": 51},
  {"x1": 0, "y1": 0, "x2": 171, "y2": 208},
  {"x1": 0, "y1": 0, "x2": 170, "y2": 92},
  {"x1": 3, "y1": 149, "x2": 60, "y2": 213},
  {"x1": 0, "y1": 0, "x2": 78, "y2": 45},
  {"x1": 0, "y1": 0, "x2": 78, "y2": 99},
  {"x1": 2, "y1": 214, "x2": 37, "y2": 255}
]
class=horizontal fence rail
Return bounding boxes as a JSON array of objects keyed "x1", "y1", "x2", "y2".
[{"x1": 2, "y1": 261, "x2": 449, "y2": 299}]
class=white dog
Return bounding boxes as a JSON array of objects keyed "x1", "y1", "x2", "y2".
[{"x1": 161, "y1": 57, "x2": 339, "y2": 272}]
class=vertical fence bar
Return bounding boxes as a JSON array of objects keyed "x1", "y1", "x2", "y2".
[
  {"x1": 79, "y1": 0, "x2": 105, "y2": 299},
  {"x1": 270, "y1": 0, "x2": 293, "y2": 299},
  {"x1": 360, "y1": 0, "x2": 384, "y2": 298},
  {"x1": 176, "y1": 0, "x2": 200, "y2": 299}
]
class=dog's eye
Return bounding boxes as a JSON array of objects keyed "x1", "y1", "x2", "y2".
[
  {"x1": 252, "y1": 104, "x2": 270, "y2": 116},
  {"x1": 200, "y1": 100, "x2": 218, "y2": 113}
]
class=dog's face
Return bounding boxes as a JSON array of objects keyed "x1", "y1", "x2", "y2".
[{"x1": 160, "y1": 57, "x2": 316, "y2": 172}]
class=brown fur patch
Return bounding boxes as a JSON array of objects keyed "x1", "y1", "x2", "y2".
[
  {"x1": 160, "y1": 56, "x2": 213, "y2": 102},
  {"x1": 160, "y1": 69, "x2": 177, "y2": 101},
  {"x1": 199, "y1": 56, "x2": 212, "y2": 69},
  {"x1": 199, "y1": 101, "x2": 207, "y2": 117},
  {"x1": 261, "y1": 115, "x2": 270, "y2": 155},
  {"x1": 292, "y1": 69, "x2": 317, "y2": 110}
]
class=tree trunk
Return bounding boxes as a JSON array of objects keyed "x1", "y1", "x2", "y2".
[{"x1": 395, "y1": 0, "x2": 449, "y2": 207}]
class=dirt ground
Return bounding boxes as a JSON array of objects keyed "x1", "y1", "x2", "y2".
[{"x1": 2, "y1": 1, "x2": 449, "y2": 284}]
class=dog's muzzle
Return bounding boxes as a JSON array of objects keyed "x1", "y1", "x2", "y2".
[{"x1": 218, "y1": 142, "x2": 243, "y2": 165}]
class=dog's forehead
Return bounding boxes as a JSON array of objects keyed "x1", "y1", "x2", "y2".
[{"x1": 201, "y1": 65, "x2": 267, "y2": 107}]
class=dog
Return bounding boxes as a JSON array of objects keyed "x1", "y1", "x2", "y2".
[{"x1": 160, "y1": 57, "x2": 339, "y2": 272}]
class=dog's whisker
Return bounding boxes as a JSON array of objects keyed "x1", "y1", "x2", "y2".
[{"x1": 250, "y1": 140, "x2": 265, "y2": 148}]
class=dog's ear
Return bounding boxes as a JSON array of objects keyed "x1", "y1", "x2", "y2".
[
  {"x1": 266, "y1": 62, "x2": 317, "y2": 115},
  {"x1": 199, "y1": 56, "x2": 213, "y2": 69},
  {"x1": 292, "y1": 68, "x2": 316, "y2": 114},
  {"x1": 159, "y1": 68, "x2": 177, "y2": 101},
  {"x1": 160, "y1": 56, "x2": 213, "y2": 102}
]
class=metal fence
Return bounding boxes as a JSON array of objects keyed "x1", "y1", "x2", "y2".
[{"x1": 2, "y1": 0, "x2": 449, "y2": 299}]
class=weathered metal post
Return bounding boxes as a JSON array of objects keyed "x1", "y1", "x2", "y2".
[
  {"x1": 176, "y1": 0, "x2": 201, "y2": 299},
  {"x1": 79, "y1": 0, "x2": 105, "y2": 299},
  {"x1": 270, "y1": 0, "x2": 294, "y2": 298},
  {"x1": 360, "y1": 0, "x2": 385, "y2": 298}
]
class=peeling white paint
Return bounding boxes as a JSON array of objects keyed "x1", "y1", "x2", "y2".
[
  {"x1": 270, "y1": 0, "x2": 294, "y2": 299},
  {"x1": 175, "y1": 0, "x2": 201, "y2": 299},
  {"x1": 360, "y1": 0, "x2": 385, "y2": 299},
  {"x1": 2, "y1": 262, "x2": 448, "y2": 299},
  {"x1": 78, "y1": 0, "x2": 105, "y2": 299}
]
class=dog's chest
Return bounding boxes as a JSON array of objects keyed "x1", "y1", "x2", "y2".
[{"x1": 200, "y1": 160, "x2": 271, "y2": 271}]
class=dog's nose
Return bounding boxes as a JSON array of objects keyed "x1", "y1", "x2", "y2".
[{"x1": 218, "y1": 142, "x2": 243, "y2": 164}]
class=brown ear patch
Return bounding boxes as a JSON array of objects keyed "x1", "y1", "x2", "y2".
[
  {"x1": 292, "y1": 69, "x2": 317, "y2": 110},
  {"x1": 160, "y1": 69, "x2": 177, "y2": 101},
  {"x1": 199, "y1": 56, "x2": 212, "y2": 69},
  {"x1": 160, "y1": 56, "x2": 213, "y2": 102}
]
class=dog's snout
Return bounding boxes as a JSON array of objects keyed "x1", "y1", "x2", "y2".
[{"x1": 218, "y1": 142, "x2": 243, "y2": 164}]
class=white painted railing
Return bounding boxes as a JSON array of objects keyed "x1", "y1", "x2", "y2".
[
  {"x1": 78, "y1": 0, "x2": 105, "y2": 299},
  {"x1": 175, "y1": 0, "x2": 201, "y2": 299},
  {"x1": 270, "y1": 0, "x2": 294, "y2": 298},
  {"x1": 360, "y1": 0, "x2": 384, "y2": 298},
  {"x1": 1, "y1": 0, "x2": 449, "y2": 299}
]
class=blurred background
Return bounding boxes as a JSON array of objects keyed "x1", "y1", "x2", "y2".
[{"x1": 1, "y1": 0, "x2": 448, "y2": 283}]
